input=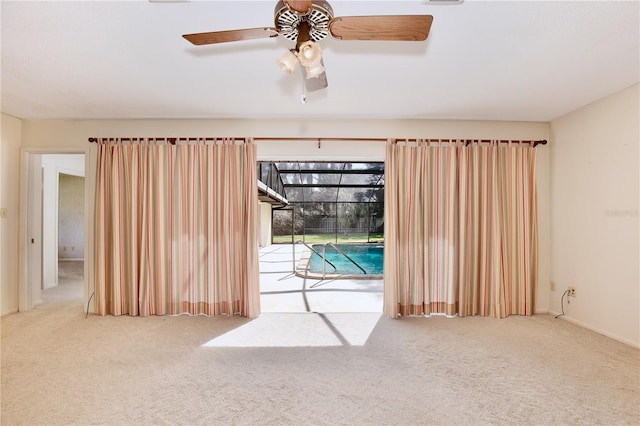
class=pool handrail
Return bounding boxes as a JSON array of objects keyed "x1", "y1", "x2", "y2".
[
  {"x1": 322, "y1": 242, "x2": 368, "y2": 278},
  {"x1": 293, "y1": 240, "x2": 337, "y2": 274}
]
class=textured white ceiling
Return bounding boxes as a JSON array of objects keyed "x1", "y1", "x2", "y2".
[{"x1": 1, "y1": 0, "x2": 638, "y2": 121}]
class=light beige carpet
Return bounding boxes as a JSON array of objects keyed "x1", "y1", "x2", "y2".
[{"x1": 1, "y1": 260, "x2": 639, "y2": 425}]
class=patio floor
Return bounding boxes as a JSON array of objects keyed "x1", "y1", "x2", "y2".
[{"x1": 259, "y1": 244, "x2": 383, "y2": 313}]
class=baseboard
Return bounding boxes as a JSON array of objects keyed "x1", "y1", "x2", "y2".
[
  {"x1": 548, "y1": 310, "x2": 639, "y2": 349},
  {"x1": 1, "y1": 308, "x2": 18, "y2": 316}
]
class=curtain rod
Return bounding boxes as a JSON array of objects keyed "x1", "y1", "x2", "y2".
[{"x1": 88, "y1": 137, "x2": 548, "y2": 147}]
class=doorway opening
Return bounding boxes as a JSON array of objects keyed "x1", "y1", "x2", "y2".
[
  {"x1": 47, "y1": 171, "x2": 85, "y2": 305},
  {"x1": 24, "y1": 153, "x2": 86, "y2": 310},
  {"x1": 257, "y1": 161, "x2": 384, "y2": 314}
]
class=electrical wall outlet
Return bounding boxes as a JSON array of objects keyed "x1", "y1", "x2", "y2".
[
  {"x1": 550, "y1": 280, "x2": 556, "y2": 291},
  {"x1": 568, "y1": 286, "x2": 576, "y2": 297}
]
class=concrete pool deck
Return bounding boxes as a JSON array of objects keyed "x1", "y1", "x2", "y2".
[{"x1": 259, "y1": 244, "x2": 384, "y2": 313}]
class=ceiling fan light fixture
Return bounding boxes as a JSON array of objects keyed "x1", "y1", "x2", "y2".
[
  {"x1": 277, "y1": 49, "x2": 299, "y2": 74},
  {"x1": 297, "y1": 41, "x2": 322, "y2": 67},
  {"x1": 304, "y1": 62, "x2": 325, "y2": 79}
]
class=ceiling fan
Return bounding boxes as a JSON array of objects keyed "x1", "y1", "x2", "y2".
[{"x1": 182, "y1": 0, "x2": 433, "y2": 92}]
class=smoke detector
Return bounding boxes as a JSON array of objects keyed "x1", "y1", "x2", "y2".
[{"x1": 423, "y1": 0, "x2": 464, "y2": 5}]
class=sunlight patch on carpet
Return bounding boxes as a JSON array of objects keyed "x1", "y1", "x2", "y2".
[{"x1": 202, "y1": 313, "x2": 382, "y2": 347}]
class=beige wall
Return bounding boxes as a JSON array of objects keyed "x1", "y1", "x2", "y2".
[
  {"x1": 20, "y1": 118, "x2": 549, "y2": 148},
  {"x1": 550, "y1": 84, "x2": 639, "y2": 347},
  {"x1": 6, "y1": 118, "x2": 551, "y2": 315},
  {"x1": 58, "y1": 174, "x2": 85, "y2": 259},
  {"x1": 1, "y1": 114, "x2": 23, "y2": 315}
]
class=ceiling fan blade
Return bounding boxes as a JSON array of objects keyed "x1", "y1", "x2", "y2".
[
  {"x1": 329, "y1": 15, "x2": 433, "y2": 41},
  {"x1": 284, "y1": 0, "x2": 312, "y2": 13},
  {"x1": 183, "y1": 27, "x2": 279, "y2": 45}
]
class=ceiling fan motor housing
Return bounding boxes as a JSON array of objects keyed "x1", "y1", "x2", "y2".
[{"x1": 274, "y1": 0, "x2": 334, "y2": 42}]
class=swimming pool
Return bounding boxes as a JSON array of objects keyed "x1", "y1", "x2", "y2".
[{"x1": 306, "y1": 243, "x2": 384, "y2": 277}]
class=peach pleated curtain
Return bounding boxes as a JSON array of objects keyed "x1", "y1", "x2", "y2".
[
  {"x1": 384, "y1": 139, "x2": 538, "y2": 318},
  {"x1": 94, "y1": 138, "x2": 260, "y2": 317}
]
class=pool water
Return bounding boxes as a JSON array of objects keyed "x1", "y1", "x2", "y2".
[{"x1": 308, "y1": 244, "x2": 384, "y2": 275}]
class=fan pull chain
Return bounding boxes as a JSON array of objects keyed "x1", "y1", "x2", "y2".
[{"x1": 300, "y1": 71, "x2": 307, "y2": 104}]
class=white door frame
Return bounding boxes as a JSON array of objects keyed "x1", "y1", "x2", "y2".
[{"x1": 18, "y1": 147, "x2": 93, "y2": 313}]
